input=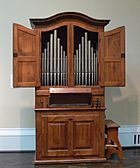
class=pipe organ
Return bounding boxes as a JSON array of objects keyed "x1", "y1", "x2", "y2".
[{"x1": 13, "y1": 12, "x2": 125, "y2": 164}]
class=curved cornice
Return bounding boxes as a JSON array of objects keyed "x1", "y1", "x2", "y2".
[{"x1": 30, "y1": 12, "x2": 110, "y2": 28}]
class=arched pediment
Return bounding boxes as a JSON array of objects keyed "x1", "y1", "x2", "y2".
[{"x1": 30, "y1": 12, "x2": 110, "y2": 28}]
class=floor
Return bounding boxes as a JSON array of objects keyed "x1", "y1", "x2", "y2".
[{"x1": 0, "y1": 149, "x2": 140, "y2": 168}]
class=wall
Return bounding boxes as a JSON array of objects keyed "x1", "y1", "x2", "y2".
[{"x1": 0, "y1": 0, "x2": 140, "y2": 129}]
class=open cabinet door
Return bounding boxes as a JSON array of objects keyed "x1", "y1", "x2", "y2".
[
  {"x1": 13, "y1": 24, "x2": 40, "y2": 87},
  {"x1": 101, "y1": 26, "x2": 125, "y2": 87}
]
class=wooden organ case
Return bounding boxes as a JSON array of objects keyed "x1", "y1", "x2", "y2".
[{"x1": 13, "y1": 12, "x2": 125, "y2": 164}]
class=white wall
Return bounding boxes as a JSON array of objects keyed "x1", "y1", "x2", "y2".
[{"x1": 0, "y1": 0, "x2": 140, "y2": 128}]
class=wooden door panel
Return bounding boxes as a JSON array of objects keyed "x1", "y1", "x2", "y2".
[
  {"x1": 41, "y1": 115, "x2": 71, "y2": 157},
  {"x1": 105, "y1": 31, "x2": 122, "y2": 59},
  {"x1": 73, "y1": 122, "x2": 93, "y2": 148},
  {"x1": 101, "y1": 26, "x2": 125, "y2": 86},
  {"x1": 14, "y1": 57, "x2": 37, "y2": 86},
  {"x1": 104, "y1": 62, "x2": 122, "y2": 85},
  {"x1": 73, "y1": 115, "x2": 99, "y2": 156},
  {"x1": 17, "y1": 30, "x2": 36, "y2": 56},
  {"x1": 13, "y1": 23, "x2": 40, "y2": 87},
  {"x1": 47, "y1": 122, "x2": 68, "y2": 150}
]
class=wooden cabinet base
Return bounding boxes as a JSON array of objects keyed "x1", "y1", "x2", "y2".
[
  {"x1": 35, "y1": 109, "x2": 105, "y2": 164},
  {"x1": 35, "y1": 157, "x2": 106, "y2": 164}
]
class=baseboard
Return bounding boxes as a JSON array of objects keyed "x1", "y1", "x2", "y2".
[
  {"x1": 119, "y1": 125, "x2": 140, "y2": 147},
  {"x1": 0, "y1": 126, "x2": 139, "y2": 151},
  {"x1": 0, "y1": 128, "x2": 35, "y2": 151}
]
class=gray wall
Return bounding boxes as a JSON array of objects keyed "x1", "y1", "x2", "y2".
[{"x1": 0, "y1": 0, "x2": 139, "y2": 128}]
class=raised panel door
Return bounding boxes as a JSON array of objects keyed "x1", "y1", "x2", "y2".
[
  {"x1": 72, "y1": 115, "x2": 99, "y2": 156},
  {"x1": 13, "y1": 23, "x2": 40, "y2": 87},
  {"x1": 41, "y1": 115, "x2": 71, "y2": 157},
  {"x1": 102, "y1": 26, "x2": 125, "y2": 86}
]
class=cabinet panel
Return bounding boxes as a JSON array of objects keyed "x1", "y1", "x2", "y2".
[
  {"x1": 47, "y1": 122, "x2": 68, "y2": 150},
  {"x1": 41, "y1": 115, "x2": 71, "y2": 157},
  {"x1": 73, "y1": 115, "x2": 99, "y2": 156}
]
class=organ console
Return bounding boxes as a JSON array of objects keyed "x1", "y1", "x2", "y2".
[{"x1": 13, "y1": 12, "x2": 125, "y2": 164}]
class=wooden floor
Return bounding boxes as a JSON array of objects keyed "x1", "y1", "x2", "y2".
[{"x1": 0, "y1": 148, "x2": 140, "y2": 168}]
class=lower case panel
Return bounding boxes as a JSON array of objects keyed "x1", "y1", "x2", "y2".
[{"x1": 35, "y1": 110, "x2": 105, "y2": 164}]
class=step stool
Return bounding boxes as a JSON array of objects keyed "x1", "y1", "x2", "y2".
[{"x1": 105, "y1": 119, "x2": 124, "y2": 159}]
